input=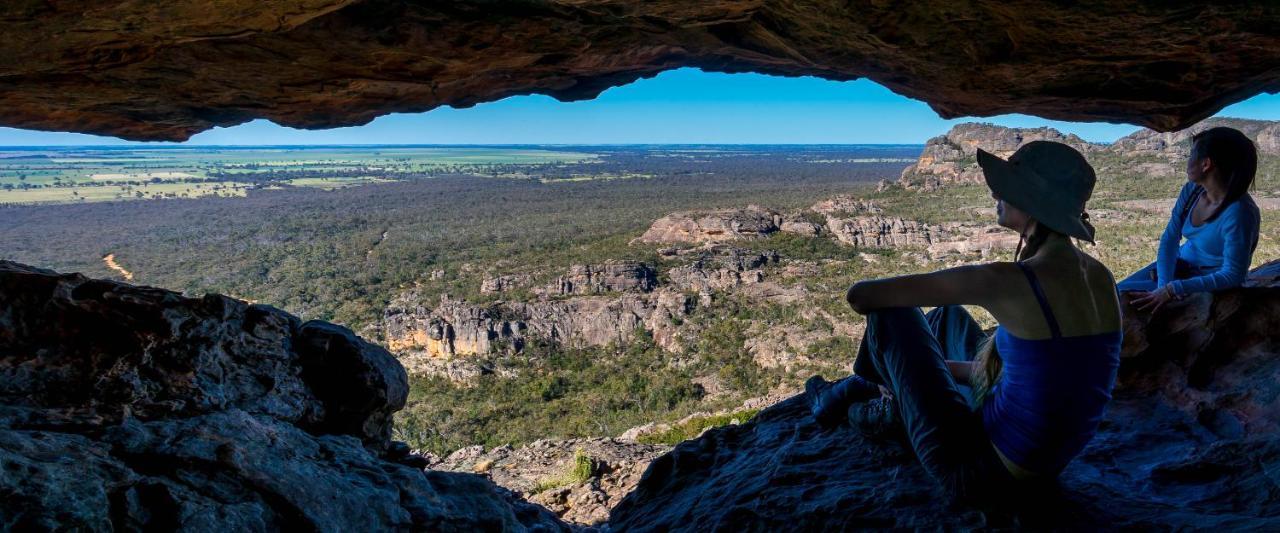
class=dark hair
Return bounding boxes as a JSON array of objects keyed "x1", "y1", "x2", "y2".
[{"x1": 1191, "y1": 126, "x2": 1257, "y2": 221}]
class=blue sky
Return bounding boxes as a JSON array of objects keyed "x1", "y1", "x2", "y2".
[{"x1": 2, "y1": 68, "x2": 1277, "y2": 146}]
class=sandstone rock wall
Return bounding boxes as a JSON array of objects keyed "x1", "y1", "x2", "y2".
[
  {"x1": 383, "y1": 289, "x2": 693, "y2": 377},
  {"x1": 537, "y1": 261, "x2": 657, "y2": 296}
]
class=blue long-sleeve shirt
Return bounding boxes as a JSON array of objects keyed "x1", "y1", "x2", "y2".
[{"x1": 1156, "y1": 182, "x2": 1261, "y2": 295}]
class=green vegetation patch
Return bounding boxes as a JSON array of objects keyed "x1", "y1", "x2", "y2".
[
  {"x1": 531, "y1": 449, "x2": 597, "y2": 494},
  {"x1": 637, "y1": 408, "x2": 761, "y2": 446}
]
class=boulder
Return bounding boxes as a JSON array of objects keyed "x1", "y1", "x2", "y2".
[
  {"x1": 609, "y1": 261, "x2": 1280, "y2": 530},
  {"x1": 0, "y1": 261, "x2": 569, "y2": 531}
]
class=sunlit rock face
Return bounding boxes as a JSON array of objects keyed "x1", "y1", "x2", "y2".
[
  {"x1": 608, "y1": 260, "x2": 1280, "y2": 530},
  {"x1": 899, "y1": 123, "x2": 1101, "y2": 189},
  {"x1": 3, "y1": 1, "x2": 1279, "y2": 140},
  {"x1": 0, "y1": 261, "x2": 569, "y2": 531}
]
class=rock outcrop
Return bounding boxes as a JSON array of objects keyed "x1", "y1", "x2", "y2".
[
  {"x1": 664, "y1": 247, "x2": 779, "y2": 293},
  {"x1": 901, "y1": 118, "x2": 1280, "y2": 188},
  {"x1": 537, "y1": 261, "x2": 657, "y2": 297},
  {"x1": 1111, "y1": 117, "x2": 1280, "y2": 158},
  {"x1": 5, "y1": 2, "x2": 1280, "y2": 139},
  {"x1": 0, "y1": 261, "x2": 568, "y2": 530},
  {"x1": 636, "y1": 206, "x2": 780, "y2": 244},
  {"x1": 824, "y1": 215, "x2": 944, "y2": 248},
  {"x1": 898, "y1": 123, "x2": 1101, "y2": 189},
  {"x1": 383, "y1": 289, "x2": 693, "y2": 376},
  {"x1": 608, "y1": 261, "x2": 1280, "y2": 530}
]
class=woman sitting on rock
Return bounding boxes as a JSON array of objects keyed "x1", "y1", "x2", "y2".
[
  {"x1": 804, "y1": 141, "x2": 1122, "y2": 500},
  {"x1": 1117, "y1": 127, "x2": 1261, "y2": 311}
]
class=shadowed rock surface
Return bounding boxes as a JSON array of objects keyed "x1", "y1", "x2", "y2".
[
  {"x1": 5, "y1": 1, "x2": 1280, "y2": 140},
  {"x1": 609, "y1": 261, "x2": 1280, "y2": 530},
  {"x1": 432, "y1": 438, "x2": 670, "y2": 527},
  {"x1": 0, "y1": 261, "x2": 569, "y2": 531}
]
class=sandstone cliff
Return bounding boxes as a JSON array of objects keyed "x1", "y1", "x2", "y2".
[
  {"x1": 0, "y1": 261, "x2": 568, "y2": 531},
  {"x1": 898, "y1": 122, "x2": 1101, "y2": 189},
  {"x1": 383, "y1": 289, "x2": 694, "y2": 379}
]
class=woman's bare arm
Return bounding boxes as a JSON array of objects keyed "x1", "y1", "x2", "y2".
[{"x1": 845, "y1": 263, "x2": 1008, "y2": 315}]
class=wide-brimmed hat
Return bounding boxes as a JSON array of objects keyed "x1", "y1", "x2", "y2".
[{"x1": 977, "y1": 141, "x2": 1097, "y2": 243}]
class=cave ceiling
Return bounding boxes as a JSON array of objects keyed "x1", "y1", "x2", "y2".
[{"x1": 2, "y1": 1, "x2": 1279, "y2": 141}]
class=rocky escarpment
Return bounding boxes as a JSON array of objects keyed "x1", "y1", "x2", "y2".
[
  {"x1": 1111, "y1": 117, "x2": 1280, "y2": 159},
  {"x1": 5, "y1": 2, "x2": 1280, "y2": 140},
  {"x1": 0, "y1": 261, "x2": 568, "y2": 531},
  {"x1": 386, "y1": 196, "x2": 1030, "y2": 380},
  {"x1": 898, "y1": 123, "x2": 1100, "y2": 189},
  {"x1": 640, "y1": 197, "x2": 1018, "y2": 261},
  {"x1": 635, "y1": 206, "x2": 782, "y2": 244},
  {"x1": 899, "y1": 118, "x2": 1280, "y2": 189},
  {"x1": 609, "y1": 260, "x2": 1280, "y2": 530},
  {"x1": 384, "y1": 247, "x2": 795, "y2": 380},
  {"x1": 482, "y1": 261, "x2": 658, "y2": 297},
  {"x1": 383, "y1": 289, "x2": 693, "y2": 380}
]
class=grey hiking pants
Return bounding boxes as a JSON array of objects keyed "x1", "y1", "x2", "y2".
[{"x1": 851, "y1": 305, "x2": 1016, "y2": 501}]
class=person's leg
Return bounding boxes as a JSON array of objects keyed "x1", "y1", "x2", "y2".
[
  {"x1": 1116, "y1": 261, "x2": 1158, "y2": 292},
  {"x1": 924, "y1": 305, "x2": 988, "y2": 407},
  {"x1": 924, "y1": 305, "x2": 986, "y2": 363},
  {"x1": 852, "y1": 327, "x2": 884, "y2": 384},
  {"x1": 860, "y1": 307, "x2": 1007, "y2": 499}
]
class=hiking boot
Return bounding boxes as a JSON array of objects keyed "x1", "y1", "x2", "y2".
[
  {"x1": 847, "y1": 396, "x2": 902, "y2": 438},
  {"x1": 805, "y1": 375, "x2": 881, "y2": 428}
]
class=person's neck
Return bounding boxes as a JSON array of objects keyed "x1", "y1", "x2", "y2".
[
  {"x1": 1019, "y1": 231, "x2": 1073, "y2": 262},
  {"x1": 1201, "y1": 176, "x2": 1228, "y2": 204}
]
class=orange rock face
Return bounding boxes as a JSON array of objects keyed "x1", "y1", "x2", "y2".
[{"x1": 2, "y1": 1, "x2": 1279, "y2": 140}]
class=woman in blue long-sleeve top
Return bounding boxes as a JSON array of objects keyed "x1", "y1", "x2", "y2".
[{"x1": 1119, "y1": 126, "x2": 1261, "y2": 311}]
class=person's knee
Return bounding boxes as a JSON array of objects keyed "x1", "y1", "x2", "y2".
[{"x1": 866, "y1": 307, "x2": 921, "y2": 326}]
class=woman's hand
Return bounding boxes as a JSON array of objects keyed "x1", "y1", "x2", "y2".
[{"x1": 1131, "y1": 284, "x2": 1176, "y2": 312}]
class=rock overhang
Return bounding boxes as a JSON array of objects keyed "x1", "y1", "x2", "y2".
[{"x1": 3, "y1": 0, "x2": 1279, "y2": 141}]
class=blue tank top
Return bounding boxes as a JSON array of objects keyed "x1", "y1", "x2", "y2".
[{"x1": 980, "y1": 262, "x2": 1122, "y2": 475}]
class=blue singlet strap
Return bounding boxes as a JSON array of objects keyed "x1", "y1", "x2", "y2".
[{"x1": 1015, "y1": 262, "x2": 1062, "y2": 339}]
